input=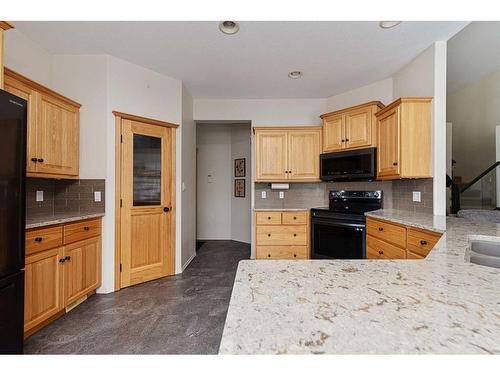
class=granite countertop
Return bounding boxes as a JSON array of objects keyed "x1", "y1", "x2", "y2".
[
  {"x1": 254, "y1": 208, "x2": 312, "y2": 212},
  {"x1": 219, "y1": 209, "x2": 500, "y2": 354},
  {"x1": 26, "y1": 213, "x2": 105, "y2": 229}
]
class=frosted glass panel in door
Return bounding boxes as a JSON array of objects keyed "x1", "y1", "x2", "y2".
[{"x1": 133, "y1": 134, "x2": 161, "y2": 206}]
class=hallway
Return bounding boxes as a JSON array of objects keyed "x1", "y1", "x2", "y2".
[{"x1": 24, "y1": 241, "x2": 250, "y2": 354}]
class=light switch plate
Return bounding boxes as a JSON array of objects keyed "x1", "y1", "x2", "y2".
[
  {"x1": 94, "y1": 191, "x2": 102, "y2": 202},
  {"x1": 261, "y1": 191, "x2": 267, "y2": 199},
  {"x1": 36, "y1": 190, "x2": 43, "y2": 202},
  {"x1": 279, "y1": 191, "x2": 285, "y2": 199},
  {"x1": 412, "y1": 191, "x2": 421, "y2": 202}
]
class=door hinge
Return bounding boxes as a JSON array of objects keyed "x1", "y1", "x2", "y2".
[
  {"x1": 120, "y1": 134, "x2": 123, "y2": 143},
  {"x1": 120, "y1": 199, "x2": 123, "y2": 208},
  {"x1": 120, "y1": 264, "x2": 122, "y2": 272}
]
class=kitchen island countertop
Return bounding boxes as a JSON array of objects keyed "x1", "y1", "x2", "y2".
[{"x1": 219, "y1": 209, "x2": 500, "y2": 354}]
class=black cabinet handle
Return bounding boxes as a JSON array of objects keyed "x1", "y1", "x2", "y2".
[
  {"x1": 293, "y1": 233, "x2": 297, "y2": 237},
  {"x1": 64, "y1": 256, "x2": 71, "y2": 261},
  {"x1": 31, "y1": 157, "x2": 38, "y2": 162},
  {"x1": 378, "y1": 250, "x2": 384, "y2": 255},
  {"x1": 84, "y1": 226, "x2": 90, "y2": 231},
  {"x1": 345, "y1": 138, "x2": 349, "y2": 142},
  {"x1": 268, "y1": 216, "x2": 271, "y2": 220},
  {"x1": 267, "y1": 253, "x2": 271, "y2": 258},
  {"x1": 293, "y1": 254, "x2": 297, "y2": 258},
  {"x1": 37, "y1": 158, "x2": 44, "y2": 163},
  {"x1": 267, "y1": 233, "x2": 271, "y2": 237},
  {"x1": 393, "y1": 162, "x2": 398, "y2": 166},
  {"x1": 293, "y1": 216, "x2": 297, "y2": 220},
  {"x1": 420, "y1": 240, "x2": 428, "y2": 245},
  {"x1": 34, "y1": 237, "x2": 43, "y2": 242},
  {"x1": 341, "y1": 139, "x2": 345, "y2": 142},
  {"x1": 163, "y1": 207, "x2": 170, "y2": 212},
  {"x1": 59, "y1": 258, "x2": 65, "y2": 263},
  {"x1": 378, "y1": 227, "x2": 384, "y2": 231}
]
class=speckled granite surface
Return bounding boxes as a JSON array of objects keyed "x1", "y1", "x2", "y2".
[
  {"x1": 219, "y1": 209, "x2": 500, "y2": 354},
  {"x1": 26, "y1": 213, "x2": 105, "y2": 229}
]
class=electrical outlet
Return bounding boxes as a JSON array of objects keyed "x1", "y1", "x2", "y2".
[
  {"x1": 412, "y1": 191, "x2": 421, "y2": 202},
  {"x1": 36, "y1": 190, "x2": 44, "y2": 202},
  {"x1": 207, "y1": 174, "x2": 213, "y2": 183},
  {"x1": 261, "y1": 191, "x2": 267, "y2": 199},
  {"x1": 279, "y1": 191, "x2": 285, "y2": 199},
  {"x1": 94, "y1": 191, "x2": 102, "y2": 202}
]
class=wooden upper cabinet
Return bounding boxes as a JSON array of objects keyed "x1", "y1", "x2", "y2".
[
  {"x1": 255, "y1": 127, "x2": 321, "y2": 182},
  {"x1": 3, "y1": 68, "x2": 81, "y2": 178},
  {"x1": 375, "y1": 97, "x2": 432, "y2": 180},
  {"x1": 320, "y1": 101, "x2": 384, "y2": 153},
  {"x1": 255, "y1": 130, "x2": 288, "y2": 181},
  {"x1": 322, "y1": 114, "x2": 344, "y2": 151},
  {"x1": 288, "y1": 129, "x2": 321, "y2": 180}
]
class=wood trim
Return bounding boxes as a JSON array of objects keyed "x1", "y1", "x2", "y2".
[
  {"x1": 0, "y1": 21, "x2": 14, "y2": 30},
  {"x1": 253, "y1": 126, "x2": 322, "y2": 131},
  {"x1": 112, "y1": 111, "x2": 179, "y2": 129},
  {"x1": 114, "y1": 116, "x2": 122, "y2": 291},
  {"x1": 24, "y1": 310, "x2": 65, "y2": 339},
  {"x1": 374, "y1": 97, "x2": 433, "y2": 118},
  {"x1": 4, "y1": 67, "x2": 82, "y2": 108},
  {"x1": 320, "y1": 101, "x2": 385, "y2": 119},
  {"x1": 27, "y1": 172, "x2": 79, "y2": 180}
]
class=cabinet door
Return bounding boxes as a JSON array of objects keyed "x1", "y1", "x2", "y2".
[
  {"x1": 322, "y1": 114, "x2": 344, "y2": 152},
  {"x1": 377, "y1": 107, "x2": 400, "y2": 178},
  {"x1": 345, "y1": 107, "x2": 372, "y2": 149},
  {"x1": 63, "y1": 236, "x2": 101, "y2": 306},
  {"x1": 36, "y1": 93, "x2": 79, "y2": 176},
  {"x1": 288, "y1": 130, "x2": 320, "y2": 180},
  {"x1": 24, "y1": 247, "x2": 64, "y2": 332},
  {"x1": 255, "y1": 130, "x2": 288, "y2": 181},
  {"x1": 3, "y1": 75, "x2": 38, "y2": 173}
]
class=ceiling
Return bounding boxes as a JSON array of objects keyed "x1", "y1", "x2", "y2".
[
  {"x1": 447, "y1": 22, "x2": 500, "y2": 93},
  {"x1": 13, "y1": 21, "x2": 467, "y2": 99}
]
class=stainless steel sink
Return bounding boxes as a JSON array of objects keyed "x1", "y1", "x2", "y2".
[{"x1": 469, "y1": 240, "x2": 500, "y2": 269}]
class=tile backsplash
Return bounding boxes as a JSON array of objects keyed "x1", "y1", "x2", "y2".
[
  {"x1": 26, "y1": 178, "x2": 105, "y2": 220},
  {"x1": 255, "y1": 179, "x2": 433, "y2": 212}
]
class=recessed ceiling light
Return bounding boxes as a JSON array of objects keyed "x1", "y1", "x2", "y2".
[
  {"x1": 379, "y1": 21, "x2": 402, "y2": 29},
  {"x1": 219, "y1": 21, "x2": 240, "y2": 35},
  {"x1": 288, "y1": 71, "x2": 303, "y2": 79}
]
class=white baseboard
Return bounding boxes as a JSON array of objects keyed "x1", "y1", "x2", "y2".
[{"x1": 182, "y1": 252, "x2": 196, "y2": 271}]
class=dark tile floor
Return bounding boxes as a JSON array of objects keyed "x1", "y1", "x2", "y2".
[{"x1": 24, "y1": 240, "x2": 250, "y2": 354}]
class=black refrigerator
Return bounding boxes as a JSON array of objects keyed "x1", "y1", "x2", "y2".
[{"x1": 0, "y1": 89, "x2": 26, "y2": 354}]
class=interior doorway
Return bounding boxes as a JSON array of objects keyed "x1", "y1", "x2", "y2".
[
  {"x1": 114, "y1": 112, "x2": 178, "y2": 290},
  {"x1": 195, "y1": 122, "x2": 252, "y2": 244}
]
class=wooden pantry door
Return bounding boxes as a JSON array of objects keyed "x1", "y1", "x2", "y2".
[{"x1": 118, "y1": 116, "x2": 176, "y2": 288}]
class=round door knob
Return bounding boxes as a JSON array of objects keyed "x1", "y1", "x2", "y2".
[
  {"x1": 34, "y1": 237, "x2": 43, "y2": 242},
  {"x1": 378, "y1": 227, "x2": 384, "y2": 231},
  {"x1": 163, "y1": 207, "x2": 170, "y2": 212},
  {"x1": 37, "y1": 158, "x2": 44, "y2": 163},
  {"x1": 378, "y1": 250, "x2": 384, "y2": 255},
  {"x1": 83, "y1": 226, "x2": 90, "y2": 231},
  {"x1": 420, "y1": 240, "x2": 428, "y2": 245},
  {"x1": 31, "y1": 157, "x2": 38, "y2": 162}
]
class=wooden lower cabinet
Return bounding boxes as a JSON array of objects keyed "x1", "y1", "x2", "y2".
[
  {"x1": 255, "y1": 210, "x2": 310, "y2": 259},
  {"x1": 366, "y1": 217, "x2": 442, "y2": 260},
  {"x1": 24, "y1": 218, "x2": 102, "y2": 336}
]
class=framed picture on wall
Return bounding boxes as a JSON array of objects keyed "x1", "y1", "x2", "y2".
[
  {"x1": 234, "y1": 179, "x2": 245, "y2": 198},
  {"x1": 234, "y1": 158, "x2": 246, "y2": 177}
]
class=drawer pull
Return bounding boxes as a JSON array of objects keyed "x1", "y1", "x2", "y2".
[
  {"x1": 64, "y1": 256, "x2": 71, "y2": 261},
  {"x1": 378, "y1": 250, "x2": 384, "y2": 255},
  {"x1": 37, "y1": 158, "x2": 44, "y2": 163},
  {"x1": 34, "y1": 237, "x2": 43, "y2": 242},
  {"x1": 267, "y1": 234, "x2": 271, "y2": 237},
  {"x1": 293, "y1": 254, "x2": 297, "y2": 258},
  {"x1": 268, "y1": 253, "x2": 271, "y2": 258},
  {"x1": 293, "y1": 216, "x2": 297, "y2": 220},
  {"x1": 59, "y1": 258, "x2": 65, "y2": 263},
  {"x1": 420, "y1": 240, "x2": 428, "y2": 246},
  {"x1": 84, "y1": 226, "x2": 90, "y2": 231},
  {"x1": 31, "y1": 157, "x2": 38, "y2": 162},
  {"x1": 293, "y1": 233, "x2": 297, "y2": 237},
  {"x1": 267, "y1": 216, "x2": 271, "y2": 220},
  {"x1": 378, "y1": 227, "x2": 384, "y2": 231}
]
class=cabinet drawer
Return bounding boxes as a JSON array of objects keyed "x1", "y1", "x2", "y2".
[
  {"x1": 366, "y1": 235, "x2": 406, "y2": 259},
  {"x1": 256, "y1": 225, "x2": 307, "y2": 246},
  {"x1": 256, "y1": 246, "x2": 308, "y2": 259},
  {"x1": 26, "y1": 226, "x2": 63, "y2": 255},
  {"x1": 63, "y1": 219, "x2": 101, "y2": 244},
  {"x1": 407, "y1": 228, "x2": 441, "y2": 257},
  {"x1": 282, "y1": 212, "x2": 308, "y2": 225},
  {"x1": 366, "y1": 218, "x2": 406, "y2": 248},
  {"x1": 256, "y1": 212, "x2": 282, "y2": 225}
]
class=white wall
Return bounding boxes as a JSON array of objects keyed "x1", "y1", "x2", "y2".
[
  {"x1": 50, "y1": 55, "x2": 108, "y2": 179},
  {"x1": 448, "y1": 68, "x2": 500, "y2": 181},
  {"x1": 231, "y1": 124, "x2": 252, "y2": 243},
  {"x1": 196, "y1": 124, "x2": 233, "y2": 240},
  {"x1": 326, "y1": 78, "x2": 393, "y2": 111},
  {"x1": 4, "y1": 29, "x2": 52, "y2": 86},
  {"x1": 181, "y1": 85, "x2": 197, "y2": 269},
  {"x1": 392, "y1": 42, "x2": 447, "y2": 216}
]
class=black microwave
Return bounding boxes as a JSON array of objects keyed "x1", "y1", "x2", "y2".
[{"x1": 320, "y1": 147, "x2": 376, "y2": 181}]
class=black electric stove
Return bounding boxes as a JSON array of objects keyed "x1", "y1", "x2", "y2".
[{"x1": 310, "y1": 190, "x2": 382, "y2": 259}]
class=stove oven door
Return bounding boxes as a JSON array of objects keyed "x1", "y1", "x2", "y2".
[{"x1": 311, "y1": 218, "x2": 365, "y2": 259}]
